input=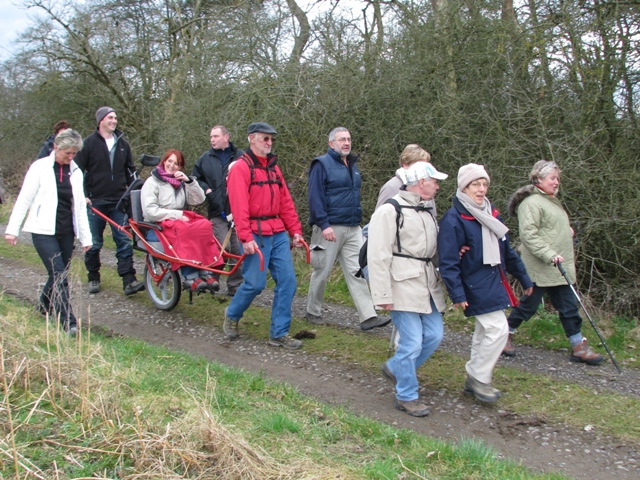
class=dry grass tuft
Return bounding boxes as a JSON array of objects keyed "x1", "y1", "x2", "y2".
[{"x1": 1, "y1": 294, "x2": 346, "y2": 479}]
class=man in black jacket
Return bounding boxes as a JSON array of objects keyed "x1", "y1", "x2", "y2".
[
  {"x1": 191, "y1": 125, "x2": 244, "y2": 296},
  {"x1": 74, "y1": 107, "x2": 144, "y2": 296}
]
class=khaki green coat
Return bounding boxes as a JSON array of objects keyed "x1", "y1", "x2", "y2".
[{"x1": 513, "y1": 186, "x2": 576, "y2": 286}]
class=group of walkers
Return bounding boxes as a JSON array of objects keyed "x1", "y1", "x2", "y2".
[
  {"x1": 368, "y1": 156, "x2": 604, "y2": 416},
  {"x1": 4, "y1": 111, "x2": 604, "y2": 417}
]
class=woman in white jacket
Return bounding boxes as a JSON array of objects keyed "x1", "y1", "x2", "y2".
[{"x1": 5, "y1": 129, "x2": 92, "y2": 336}]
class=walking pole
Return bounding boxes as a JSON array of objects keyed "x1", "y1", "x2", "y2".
[{"x1": 556, "y1": 263, "x2": 622, "y2": 374}]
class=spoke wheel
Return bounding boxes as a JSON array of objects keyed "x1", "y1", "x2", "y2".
[{"x1": 144, "y1": 256, "x2": 181, "y2": 310}]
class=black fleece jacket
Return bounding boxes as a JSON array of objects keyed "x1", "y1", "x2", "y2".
[
  {"x1": 191, "y1": 142, "x2": 244, "y2": 219},
  {"x1": 74, "y1": 128, "x2": 135, "y2": 204}
]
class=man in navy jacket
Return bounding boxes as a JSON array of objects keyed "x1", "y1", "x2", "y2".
[{"x1": 306, "y1": 127, "x2": 389, "y2": 331}]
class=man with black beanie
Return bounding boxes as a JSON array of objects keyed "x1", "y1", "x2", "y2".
[{"x1": 74, "y1": 107, "x2": 144, "y2": 296}]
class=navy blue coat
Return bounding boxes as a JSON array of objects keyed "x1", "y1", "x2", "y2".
[
  {"x1": 438, "y1": 197, "x2": 533, "y2": 317},
  {"x1": 307, "y1": 149, "x2": 362, "y2": 229}
]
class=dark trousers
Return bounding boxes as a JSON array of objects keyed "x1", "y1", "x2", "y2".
[
  {"x1": 85, "y1": 203, "x2": 135, "y2": 284},
  {"x1": 211, "y1": 215, "x2": 243, "y2": 290},
  {"x1": 32, "y1": 233, "x2": 77, "y2": 328},
  {"x1": 507, "y1": 284, "x2": 582, "y2": 338}
]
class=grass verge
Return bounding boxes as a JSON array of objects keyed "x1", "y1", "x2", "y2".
[
  {"x1": 1, "y1": 237, "x2": 639, "y2": 444},
  {"x1": 0, "y1": 294, "x2": 566, "y2": 479}
]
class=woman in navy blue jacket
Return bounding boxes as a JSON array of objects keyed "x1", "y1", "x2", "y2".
[{"x1": 438, "y1": 164, "x2": 533, "y2": 403}]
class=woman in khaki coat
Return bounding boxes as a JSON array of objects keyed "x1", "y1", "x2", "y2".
[
  {"x1": 368, "y1": 161, "x2": 448, "y2": 417},
  {"x1": 503, "y1": 160, "x2": 603, "y2": 365}
]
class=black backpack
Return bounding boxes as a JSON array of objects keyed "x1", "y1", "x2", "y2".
[{"x1": 356, "y1": 198, "x2": 433, "y2": 278}]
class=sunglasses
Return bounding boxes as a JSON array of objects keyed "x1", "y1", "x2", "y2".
[{"x1": 255, "y1": 135, "x2": 275, "y2": 143}]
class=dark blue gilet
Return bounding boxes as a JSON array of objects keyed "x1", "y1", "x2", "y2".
[{"x1": 313, "y1": 149, "x2": 363, "y2": 226}]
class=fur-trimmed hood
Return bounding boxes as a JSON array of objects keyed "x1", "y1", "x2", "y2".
[{"x1": 508, "y1": 184, "x2": 535, "y2": 216}]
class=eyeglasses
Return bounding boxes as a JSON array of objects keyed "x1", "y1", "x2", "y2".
[
  {"x1": 468, "y1": 181, "x2": 489, "y2": 188},
  {"x1": 255, "y1": 135, "x2": 275, "y2": 143}
]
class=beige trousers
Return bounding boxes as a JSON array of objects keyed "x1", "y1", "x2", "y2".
[{"x1": 465, "y1": 310, "x2": 509, "y2": 384}]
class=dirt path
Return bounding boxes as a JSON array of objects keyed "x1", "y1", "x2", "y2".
[{"x1": 1, "y1": 233, "x2": 639, "y2": 479}]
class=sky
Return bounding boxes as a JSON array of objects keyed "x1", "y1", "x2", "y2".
[
  {"x1": 0, "y1": 1, "x2": 362, "y2": 62},
  {"x1": 0, "y1": 0, "x2": 36, "y2": 61}
]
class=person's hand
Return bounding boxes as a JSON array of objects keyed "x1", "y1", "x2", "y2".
[
  {"x1": 83, "y1": 245, "x2": 92, "y2": 252},
  {"x1": 242, "y1": 240, "x2": 259, "y2": 255},
  {"x1": 552, "y1": 255, "x2": 564, "y2": 264},
  {"x1": 453, "y1": 301, "x2": 468, "y2": 310},
  {"x1": 205, "y1": 188, "x2": 212, "y2": 195},
  {"x1": 322, "y1": 226, "x2": 336, "y2": 242},
  {"x1": 85, "y1": 198, "x2": 92, "y2": 206},
  {"x1": 174, "y1": 171, "x2": 189, "y2": 182},
  {"x1": 459, "y1": 245, "x2": 470, "y2": 258},
  {"x1": 378, "y1": 303, "x2": 393, "y2": 311},
  {"x1": 292, "y1": 233, "x2": 304, "y2": 248},
  {"x1": 5, "y1": 234, "x2": 17, "y2": 245},
  {"x1": 523, "y1": 287, "x2": 534, "y2": 296}
]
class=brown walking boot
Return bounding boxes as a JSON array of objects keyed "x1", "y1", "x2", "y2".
[
  {"x1": 394, "y1": 398, "x2": 430, "y2": 417},
  {"x1": 502, "y1": 333, "x2": 516, "y2": 357},
  {"x1": 570, "y1": 338, "x2": 604, "y2": 365},
  {"x1": 463, "y1": 375, "x2": 500, "y2": 403}
]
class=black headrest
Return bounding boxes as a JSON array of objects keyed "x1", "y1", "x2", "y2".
[{"x1": 139, "y1": 154, "x2": 160, "y2": 167}]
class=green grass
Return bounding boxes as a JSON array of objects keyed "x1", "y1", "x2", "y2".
[
  {"x1": 1, "y1": 295, "x2": 565, "y2": 479},
  {"x1": 2, "y1": 231, "x2": 640, "y2": 446},
  {"x1": 290, "y1": 254, "x2": 640, "y2": 368}
]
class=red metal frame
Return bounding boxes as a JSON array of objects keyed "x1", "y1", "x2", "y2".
[{"x1": 89, "y1": 206, "x2": 310, "y2": 288}]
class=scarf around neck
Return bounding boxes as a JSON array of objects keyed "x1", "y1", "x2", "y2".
[
  {"x1": 157, "y1": 164, "x2": 182, "y2": 189},
  {"x1": 455, "y1": 190, "x2": 509, "y2": 266}
]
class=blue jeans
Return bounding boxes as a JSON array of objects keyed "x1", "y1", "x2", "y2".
[
  {"x1": 226, "y1": 231, "x2": 296, "y2": 339},
  {"x1": 86, "y1": 203, "x2": 135, "y2": 283},
  {"x1": 508, "y1": 284, "x2": 582, "y2": 338},
  {"x1": 386, "y1": 300, "x2": 444, "y2": 402},
  {"x1": 32, "y1": 233, "x2": 77, "y2": 328}
]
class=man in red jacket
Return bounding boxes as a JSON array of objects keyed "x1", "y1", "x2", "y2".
[{"x1": 223, "y1": 122, "x2": 305, "y2": 349}]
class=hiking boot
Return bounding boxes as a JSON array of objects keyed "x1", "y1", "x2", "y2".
[
  {"x1": 268, "y1": 335, "x2": 302, "y2": 350},
  {"x1": 464, "y1": 375, "x2": 500, "y2": 403},
  {"x1": 66, "y1": 323, "x2": 78, "y2": 337},
  {"x1": 304, "y1": 311, "x2": 324, "y2": 325},
  {"x1": 394, "y1": 398, "x2": 430, "y2": 417},
  {"x1": 360, "y1": 315, "x2": 391, "y2": 331},
  {"x1": 502, "y1": 333, "x2": 516, "y2": 357},
  {"x1": 226, "y1": 287, "x2": 238, "y2": 297},
  {"x1": 381, "y1": 363, "x2": 397, "y2": 386},
  {"x1": 201, "y1": 274, "x2": 220, "y2": 292},
  {"x1": 88, "y1": 280, "x2": 101, "y2": 294},
  {"x1": 570, "y1": 338, "x2": 604, "y2": 365},
  {"x1": 223, "y1": 307, "x2": 239, "y2": 339},
  {"x1": 124, "y1": 279, "x2": 145, "y2": 295},
  {"x1": 188, "y1": 278, "x2": 209, "y2": 293}
]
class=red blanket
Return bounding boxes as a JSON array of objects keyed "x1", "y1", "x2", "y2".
[{"x1": 158, "y1": 211, "x2": 223, "y2": 271}]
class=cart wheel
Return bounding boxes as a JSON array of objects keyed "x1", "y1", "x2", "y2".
[{"x1": 144, "y1": 256, "x2": 181, "y2": 310}]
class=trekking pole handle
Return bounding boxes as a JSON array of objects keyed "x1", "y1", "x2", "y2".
[{"x1": 555, "y1": 261, "x2": 567, "y2": 277}]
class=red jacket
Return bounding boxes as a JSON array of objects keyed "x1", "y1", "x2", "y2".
[{"x1": 227, "y1": 149, "x2": 303, "y2": 243}]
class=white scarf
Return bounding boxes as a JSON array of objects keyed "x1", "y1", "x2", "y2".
[{"x1": 455, "y1": 190, "x2": 509, "y2": 266}]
